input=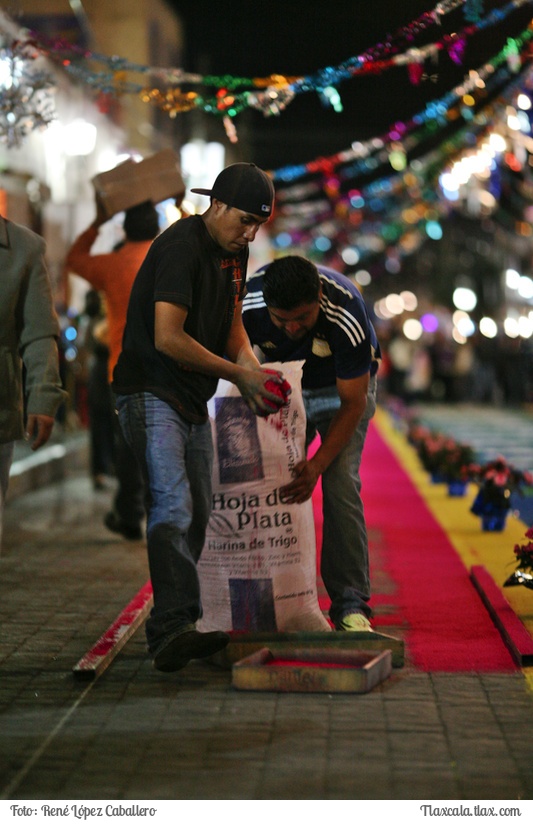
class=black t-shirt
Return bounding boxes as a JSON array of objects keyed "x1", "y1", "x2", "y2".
[{"x1": 113, "y1": 215, "x2": 248, "y2": 423}]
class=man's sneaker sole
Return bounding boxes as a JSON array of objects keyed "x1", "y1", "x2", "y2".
[{"x1": 153, "y1": 629, "x2": 230, "y2": 672}]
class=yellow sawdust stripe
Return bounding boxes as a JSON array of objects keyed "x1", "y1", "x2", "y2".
[{"x1": 373, "y1": 407, "x2": 533, "y2": 676}]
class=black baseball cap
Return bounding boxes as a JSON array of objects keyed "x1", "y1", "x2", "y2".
[{"x1": 191, "y1": 162, "x2": 275, "y2": 217}]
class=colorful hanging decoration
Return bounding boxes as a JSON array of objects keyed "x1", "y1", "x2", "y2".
[
  {"x1": 0, "y1": 39, "x2": 55, "y2": 148},
  {"x1": 407, "y1": 60, "x2": 425, "y2": 85},
  {"x1": 12, "y1": 0, "x2": 531, "y2": 125},
  {"x1": 271, "y1": 25, "x2": 533, "y2": 189},
  {"x1": 1, "y1": 0, "x2": 532, "y2": 274},
  {"x1": 464, "y1": 0, "x2": 485, "y2": 22},
  {"x1": 446, "y1": 33, "x2": 468, "y2": 65},
  {"x1": 504, "y1": 37, "x2": 523, "y2": 71},
  {"x1": 269, "y1": 38, "x2": 533, "y2": 267},
  {"x1": 222, "y1": 115, "x2": 238, "y2": 143}
]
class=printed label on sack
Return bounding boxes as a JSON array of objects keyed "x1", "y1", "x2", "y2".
[{"x1": 197, "y1": 361, "x2": 331, "y2": 633}]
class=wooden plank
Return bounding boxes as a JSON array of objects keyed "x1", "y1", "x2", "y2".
[
  {"x1": 232, "y1": 647, "x2": 392, "y2": 693},
  {"x1": 211, "y1": 628, "x2": 404, "y2": 669},
  {"x1": 72, "y1": 581, "x2": 153, "y2": 680},
  {"x1": 470, "y1": 565, "x2": 533, "y2": 667}
]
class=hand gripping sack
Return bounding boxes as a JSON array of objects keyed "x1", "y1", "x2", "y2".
[{"x1": 197, "y1": 361, "x2": 331, "y2": 633}]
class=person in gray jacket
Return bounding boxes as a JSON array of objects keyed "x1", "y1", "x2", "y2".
[{"x1": 0, "y1": 215, "x2": 67, "y2": 547}]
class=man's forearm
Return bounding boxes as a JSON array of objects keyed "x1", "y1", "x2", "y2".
[
  {"x1": 158, "y1": 328, "x2": 246, "y2": 383},
  {"x1": 225, "y1": 314, "x2": 262, "y2": 370},
  {"x1": 234, "y1": 343, "x2": 262, "y2": 370}
]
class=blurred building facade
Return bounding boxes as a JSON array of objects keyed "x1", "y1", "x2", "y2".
[
  {"x1": 0, "y1": 1, "x2": 189, "y2": 427},
  {"x1": 0, "y1": 0, "x2": 184, "y2": 294}
]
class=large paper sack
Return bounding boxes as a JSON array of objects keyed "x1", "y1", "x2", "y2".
[{"x1": 198, "y1": 361, "x2": 330, "y2": 633}]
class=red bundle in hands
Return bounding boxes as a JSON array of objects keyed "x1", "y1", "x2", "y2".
[{"x1": 258, "y1": 369, "x2": 291, "y2": 416}]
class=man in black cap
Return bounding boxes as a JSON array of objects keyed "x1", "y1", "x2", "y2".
[{"x1": 113, "y1": 162, "x2": 287, "y2": 673}]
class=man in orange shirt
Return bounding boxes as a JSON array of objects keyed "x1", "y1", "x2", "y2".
[{"x1": 66, "y1": 198, "x2": 160, "y2": 539}]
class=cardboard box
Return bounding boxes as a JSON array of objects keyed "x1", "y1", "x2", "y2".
[{"x1": 92, "y1": 149, "x2": 185, "y2": 218}]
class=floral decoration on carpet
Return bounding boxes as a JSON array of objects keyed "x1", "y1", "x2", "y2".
[
  {"x1": 504, "y1": 527, "x2": 533, "y2": 590},
  {"x1": 469, "y1": 456, "x2": 533, "y2": 514},
  {"x1": 407, "y1": 423, "x2": 474, "y2": 484}
]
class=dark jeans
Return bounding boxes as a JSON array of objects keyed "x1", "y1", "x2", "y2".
[
  {"x1": 303, "y1": 375, "x2": 377, "y2": 623},
  {"x1": 116, "y1": 392, "x2": 213, "y2": 655},
  {"x1": 112, "y1": 412, "x2": 144, "y2": 529}
]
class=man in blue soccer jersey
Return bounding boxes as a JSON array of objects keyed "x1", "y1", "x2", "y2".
[{"x1": 243, "y1": 255, "x2": 381, "y2": 631}]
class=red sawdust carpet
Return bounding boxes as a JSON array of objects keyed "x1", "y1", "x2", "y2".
[{"x1": 312, "y1": 420, "x2": 518, "y2": 672}]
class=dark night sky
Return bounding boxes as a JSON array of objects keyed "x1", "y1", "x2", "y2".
[{"x1": 164, "y1": 0, "x2": 533, "y2": 170}]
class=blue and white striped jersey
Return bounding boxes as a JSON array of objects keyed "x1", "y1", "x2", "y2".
[{"x1": 243, "y1": 264, "x2": 381, "y2": 389}]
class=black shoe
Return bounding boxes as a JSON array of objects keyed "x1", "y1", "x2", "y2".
[
  {"x1": 104, "y1": 511, "x2": 143, "y2": 541},
  {"x1": 153, "y1": 628, "x2": 230, "y2": 672}
]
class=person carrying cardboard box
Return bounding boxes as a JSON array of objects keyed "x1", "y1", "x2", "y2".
[{"x1": 66, "y1": 196, "x2": 162, "y2": 539}]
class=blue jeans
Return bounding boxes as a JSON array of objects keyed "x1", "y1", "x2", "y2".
[
  {"x1": 112, "y1": 411, "x2": 144, "y2": 530},
  {"x1": 116, "y1": 393, "x2": 213, "y2": 655},
  {"x1": 303, "y1": 376, "x2": 377, "y2": 624}
]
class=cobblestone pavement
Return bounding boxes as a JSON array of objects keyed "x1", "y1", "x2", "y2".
[{"x1": 1, "y1": 417, "x2": 533, "y2": 804}]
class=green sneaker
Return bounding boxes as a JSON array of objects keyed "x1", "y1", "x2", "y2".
[{"x1": 336, "y1": 613, "x2": 373, "y2": 632}]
